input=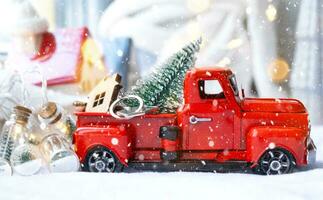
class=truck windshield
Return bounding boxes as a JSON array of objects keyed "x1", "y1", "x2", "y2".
[{"x1": 229, "y1": 75, "x2": 239, "y2": 97}]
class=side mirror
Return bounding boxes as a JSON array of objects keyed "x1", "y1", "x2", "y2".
[{"x1": 241, "y1": 88, "x2": 245, "y2": 98}]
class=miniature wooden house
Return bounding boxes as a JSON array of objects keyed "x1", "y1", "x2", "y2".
[
  {"x1": 6, "y1": 27, "x2": 106, "y2": 94},
  {"x1": 85, "y1": 74, "x2": 122, "y2": 112}
]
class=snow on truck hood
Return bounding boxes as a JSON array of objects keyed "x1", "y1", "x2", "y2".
[{"x1": 241, "y1": 98, "x2": 306, "y2": 113}]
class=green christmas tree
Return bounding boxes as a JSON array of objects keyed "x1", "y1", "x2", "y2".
[
  {"x1": 126, "y1": 38, "x2": 201, "y2": 113},
  {"x1": 0, "y1": 133, "x2": 14, "y2": 161}
]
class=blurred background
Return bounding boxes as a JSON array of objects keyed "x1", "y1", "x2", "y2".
[{"x1": 0, "y1": 0, "x2": 322, "y2": 124}]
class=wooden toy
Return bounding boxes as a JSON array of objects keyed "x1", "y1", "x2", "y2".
[{"x1": 85, "y1": 74, "x2": 122, "y2": 112}]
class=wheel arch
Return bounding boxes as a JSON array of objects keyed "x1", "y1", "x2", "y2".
[
  {"x1": 83, "y1": 144, "x2": 123, "y2": 172},
  {"x1": 74, "y1": 126, "x2": 132, "y2": 166},
  {"x1": 246, "y1": 126, "x2": 307, "y2": 167},
  {"x1": 253, "y1": 146, "x2": 297, "y2": 168},
  {"x1": 255, "y1": 147, "x2": 296, "y2": 175},
  {"x1": 84, "y1": 143, "x2": 129, "y2": 166}
]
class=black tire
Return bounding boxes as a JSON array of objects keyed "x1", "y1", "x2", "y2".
[
  {"x1": 255, "y1": 148, "x2": 295, "y2": 175},
  {"x1": 83, "y1": 146, "x2": 123, "y2": 173}
]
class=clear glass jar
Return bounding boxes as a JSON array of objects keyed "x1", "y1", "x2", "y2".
[
  {"x1": 10, "y1": 144, "x2": 42, "y2": 176},
  {"x1": 0, "y1": 106, "x2": 42, "y2": 176},
  {"x1": 40, "y1": 133, "x2": 79, "y2": 173},
  {"x1": 38, "y1": 102, "x2": 76, "y2": 142}
]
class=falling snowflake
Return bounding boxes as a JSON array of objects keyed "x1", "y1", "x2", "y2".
[
  {"x1": 111, "y1": 138, "x2": 119, "y2": 145},
  {"x1": 252, "y1": 129, "x2": 258, "y2": 137},
  {"x1": 223, "y1": 149, "x2": 229, "y2": 156},
  {"x1": 117, "y1": 49, "x2": 123, "y2": 57},
  {"x1": 268, "y1": 142, "x2": 276, "y2": 149},
  {"x1": 119, "y1": 125, "x2": 125, "y2": 131},
  {"x1": 138, "y1": 154, "x2": 145, "y2": 161},
  {"x1": 212, "y1": 100, "x2": 218, "y2": 107},
  {"x1": 208, "y1": 140, "x2": 215, "y2": 147}
]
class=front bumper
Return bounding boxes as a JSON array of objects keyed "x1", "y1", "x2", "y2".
[{"x1": 307, "y1": 137, "x2": 316, "y2": 165}]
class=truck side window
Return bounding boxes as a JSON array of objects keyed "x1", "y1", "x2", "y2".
[{"x1": 198, "y1": 80, "x2": 225, "y2": 99}]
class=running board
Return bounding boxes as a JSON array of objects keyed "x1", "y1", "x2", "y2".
[{"x1": 124, "y1": 161, "x2": 250, "y2": 173}]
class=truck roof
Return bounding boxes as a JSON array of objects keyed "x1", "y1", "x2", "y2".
[{"x1": 187, "y1": 67, "x2": 233, "y2": 78}]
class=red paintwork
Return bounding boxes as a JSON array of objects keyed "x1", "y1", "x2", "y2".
[
  {"x1": 241, "y1": 98, "x2": 306, "y2": 113},
  {"x1": 7, "y1": 27, "x2": 89, "y2": 86},
  {"x1": 246, "y1": 126, "x2": 307, "y2": 167},
  {"x1": 74, "y1": 67, "x2": 312, "y2": 169},
  {"x1": 75, "y1": 113, "x2": 176, "y2": 164},
  {"x1": 161, "y1": 139, "x2": 179, "y2": 152},
  {"x1": 75, "y1": 126, "x2": 131, "y2": 165}
]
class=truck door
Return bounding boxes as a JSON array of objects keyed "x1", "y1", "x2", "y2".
[{"x1": 186, "y1": 79, "x2": 234, "y2": 150}]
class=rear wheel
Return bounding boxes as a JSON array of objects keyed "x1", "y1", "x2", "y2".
[
  {"x1": 84, "y1": 146, "x2": 123, "y2": 173},
  {"x1": 256, "y1": 148, "x2": 295, "y2": 175}
]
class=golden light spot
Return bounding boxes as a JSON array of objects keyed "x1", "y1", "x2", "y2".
[
  {"x1": 267, "y1": 58, "x2": 290, "y2": 82},
  {"x1": 81, "y1": 38, "x2": 105, "y2": 70},
  {"x1": 187, "y1": 0, "x2": 211, "y2": 13},
  {"x1": 56, "y1": 120, "x2": 69, "y2": 135},
  {"x1": 266, "y1": 4, "x2": 277, "y2": 22},
  {"x1": 227, "y1": 38, "x2": 243, "y2": 49}
]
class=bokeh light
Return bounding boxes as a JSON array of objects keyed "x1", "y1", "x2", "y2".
[
  {"x1": 266, "y1": 4, "x2": 277, "y2": 22},
  {"x1": 267, "y1": 58, "x2": 290, "y2": 82},
  {"x1": 227, "y1": 38, "x2": 243, "y2": 49}
]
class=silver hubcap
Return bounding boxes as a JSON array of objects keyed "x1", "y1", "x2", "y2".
[
  {"x1": 269, "y1": 160, "x2": 282, "y2": 171},
  {"x1": 95, "y1": 160, "x2": 106, "y2": 171},
  {"x1": 88, "y1": 149, "x2": 116, "y2": 172},
  {"x1": 260, "y1": 149, "x2": 291, "y2": 175}
]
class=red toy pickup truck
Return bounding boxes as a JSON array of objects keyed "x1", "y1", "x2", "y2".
[{"x1": 74, "y1": 67, "x2": 316, "y2": 175}]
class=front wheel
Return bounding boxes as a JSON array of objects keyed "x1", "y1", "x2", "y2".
[
  {"x1": 256, "y1": 148, "x2": 295, "y2": 175},
  {"x1": 83, "y1": 146, "x2": 123, "y2": 173}
]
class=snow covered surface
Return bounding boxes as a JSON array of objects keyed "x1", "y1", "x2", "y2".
[{"x1": 1, "y1": 127, "x2": 323, "y2": 200}]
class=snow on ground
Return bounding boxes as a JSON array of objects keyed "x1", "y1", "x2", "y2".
[{"x1": 1, "y1": 127, "x2": 323, "y2": 200}]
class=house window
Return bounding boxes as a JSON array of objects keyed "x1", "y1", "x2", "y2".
[{"x1": 93, "y1": 92, "x2": 106, "y2": 107}]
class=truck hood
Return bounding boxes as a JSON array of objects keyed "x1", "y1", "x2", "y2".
[{"x1": 241, "y1": 98, "x2": 306, "y2": 113}]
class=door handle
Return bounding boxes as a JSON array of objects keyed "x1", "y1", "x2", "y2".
[{"x1": 189, "y1": 115, "x2": 212, "y2": 124}]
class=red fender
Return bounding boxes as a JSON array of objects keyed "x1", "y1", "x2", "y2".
[
  {"x1": 246, "y1": 126, "x2": 308, "y2": 167},
  {"x1": 74, "y1": 125, "x2": 132, "y2": 166}
]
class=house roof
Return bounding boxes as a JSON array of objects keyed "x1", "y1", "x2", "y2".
[{"x1": 7, "y1": 27, "x2": 89, "y2": 86}]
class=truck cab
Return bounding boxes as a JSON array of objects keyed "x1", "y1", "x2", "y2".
[
  {"x1": 74, "y1": 67, "x2": 316, "y2": 175},
  {"x1": 178, "y1": 68, "x2": 240, "y2": 151}
]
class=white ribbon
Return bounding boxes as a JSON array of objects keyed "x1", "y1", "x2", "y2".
[{"x1": 109, "y1": 95, "x2": 144, "y2": 119}]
